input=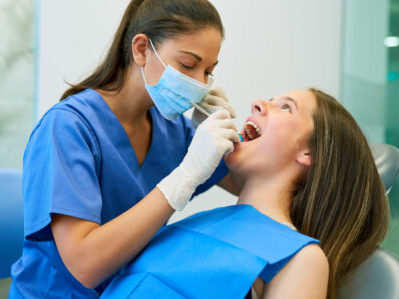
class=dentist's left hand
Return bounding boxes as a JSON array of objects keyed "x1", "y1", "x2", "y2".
[{"x1": 191, "y1": 87, "x2": 237, "y2": 129}]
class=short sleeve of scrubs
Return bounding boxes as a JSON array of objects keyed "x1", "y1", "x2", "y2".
[{"x1": 23, "y1": 107, "x2": 102, "y2": 241}]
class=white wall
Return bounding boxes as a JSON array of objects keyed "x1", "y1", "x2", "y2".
[
  {"x1": 37, "y1": 0, "x2": 128, "y2": 116},
  {"x1": 37, "y1": 0, "x2": 343, "y2": 222}
]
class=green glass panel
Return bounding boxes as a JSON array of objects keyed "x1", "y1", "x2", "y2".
[
  {"x1": 382, "y1": 0, "x2": 399, "y2": 254},
  {"x1": 342, "y1": 0, "x2": 399, "y2": 254}
]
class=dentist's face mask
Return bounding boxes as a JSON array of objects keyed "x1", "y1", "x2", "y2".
[{"x1": 140, "y1": 39, "x2": 214, "y2": 120}]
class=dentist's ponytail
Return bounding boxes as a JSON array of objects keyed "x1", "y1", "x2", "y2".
[{"x1": 60, "y1": 0, "x2": 224, "y2": 101}]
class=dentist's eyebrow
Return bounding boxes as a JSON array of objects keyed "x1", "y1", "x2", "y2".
[
  {"x1": 269, "y1": 97, "x2": 298, "y2": 110},
  {"x1": 178, "y1": 50, "x2": 219, "y2": 66},
  {"x1": 178, "y1": 50, "x2": 202, "y2": 61}
]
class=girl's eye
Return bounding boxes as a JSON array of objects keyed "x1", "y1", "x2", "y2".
[{"x1": 282, "y1": 104, "x2": 292, "y2": 112}]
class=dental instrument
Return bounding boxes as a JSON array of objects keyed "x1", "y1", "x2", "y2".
[{"x1": 190, "y1": 101, "x2": 244, "y2": 142}]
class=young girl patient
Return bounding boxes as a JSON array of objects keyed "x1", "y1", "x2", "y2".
[{"x1": 101, "y1": 88, "x2": 389, "y2": 299}]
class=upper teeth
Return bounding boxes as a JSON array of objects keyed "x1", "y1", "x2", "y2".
[{"x1": 245, "y1": 121, "x2": 261, "y2": 140}]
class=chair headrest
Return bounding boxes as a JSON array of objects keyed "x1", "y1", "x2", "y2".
[{"x1": 370, "y1": 144, "x2": 399, "y2": 193}]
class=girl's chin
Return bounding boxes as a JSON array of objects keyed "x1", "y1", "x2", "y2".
[
  {"x1": 224, "y1": 151, "x2": 244, "y2": 174},
  {"x1": 225, "y1": 142, "x2": 245, "y2": 168},
  {"x1": 224, "y1": 149, "x2": 236, "y2": 166},
  {"x1": 224, "y1": 143, "x2": 258, "y2": 177},
  {"x1": 224, "y1": 153, "x2": 233, "y2": 168}
]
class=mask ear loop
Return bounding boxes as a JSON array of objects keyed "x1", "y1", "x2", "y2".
[
  {"x1": 140, "y1": 67, "x2": 148, "y2": 85},
  {"x1": 139, "y1": 38, "x2": 167, "y2": 85},
  {"x1": 149, "y1": 39, "x2": 167, "y2": 68}
]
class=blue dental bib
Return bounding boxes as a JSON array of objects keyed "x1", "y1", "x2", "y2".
[{"x1": 102, "y1": 205, "x2": 319, "y2": 298}]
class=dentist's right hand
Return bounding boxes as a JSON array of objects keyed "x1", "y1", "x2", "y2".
[{"x1": 157, "y1": 109, "x2": 240, "y2": 211}]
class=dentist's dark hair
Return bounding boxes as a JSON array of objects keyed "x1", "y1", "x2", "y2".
[
  {"x1": 60, "y1": 0, "x2": 224, "y2": 101},
  {"x1": 291, "y1": 88, "x2": 389, "y2": 299}
]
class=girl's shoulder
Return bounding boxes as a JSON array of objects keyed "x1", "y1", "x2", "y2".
[{"x1": 294, "y1": 243, "x2": 329, "y2": 271}]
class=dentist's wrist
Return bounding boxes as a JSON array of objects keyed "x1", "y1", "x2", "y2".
[{"x1": 156, "y1": 165, "x2": 199, "y2": 211}]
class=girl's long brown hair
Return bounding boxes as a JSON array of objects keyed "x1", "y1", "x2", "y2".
[
  {"x1": 60, "y1": 0, "x2": 224, "y2": 101},
  {"x1": 291, "y1": 88, "x2": 390, "y2": 298}
]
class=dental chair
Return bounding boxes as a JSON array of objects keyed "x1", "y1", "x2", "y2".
[
  {"x1": 0, "y1": 169, "x2": 23, "y2": 298},
  {"x1": 0, "y1": 145, "x2": 398, "y2": 298},
  {"x1": 338, "y1": 144, "x2": 399, "y2": 299}
]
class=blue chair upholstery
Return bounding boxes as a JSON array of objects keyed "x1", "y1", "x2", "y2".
[
  {"x1": 338, "y1": 144, "x2": 399, "y2": 299},
  {"x1": 0, "y1": 169, "x2": 24, "y2": 279}
]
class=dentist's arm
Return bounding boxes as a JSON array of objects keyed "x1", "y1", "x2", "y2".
[{"x1": 51, "y1": 109, "x2": 239, "y2": 289}]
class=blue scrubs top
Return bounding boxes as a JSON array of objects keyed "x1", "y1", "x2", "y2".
[
  {"x1": 9, "y1": 89, "x2": 229, "y2": 298},
  {"x1": 101, "y1": 205, "x2": 319, "y2": 298}
]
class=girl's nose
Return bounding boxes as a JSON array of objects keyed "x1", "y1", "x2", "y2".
[{"x1": 251, "y1": 100, "x2": 268, "y2": 116}]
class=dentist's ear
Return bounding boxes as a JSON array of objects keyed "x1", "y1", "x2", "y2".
[
  {"x1": 297, "y1": 150, "x2": 312, "y2": 167},
  {"x1": 132, "y1": 34, "x2": 150, "y2": 67}
]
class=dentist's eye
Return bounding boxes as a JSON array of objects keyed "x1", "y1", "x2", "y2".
[
  {"x1": 181, "y1": 64, "x2": 194, "y2": 69},
  {"x1": 282, "y1": 104, "x2": 292, "y2": 112}
]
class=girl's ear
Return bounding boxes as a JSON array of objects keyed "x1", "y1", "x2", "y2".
[
  {"x1": 297, "y1": 149, "x2": 312, "y2": 167},
  {"x1": 132, "y1": 34, "x2": 149, "y2": 67}
]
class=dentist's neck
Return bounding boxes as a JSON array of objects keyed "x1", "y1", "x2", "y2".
[
  {"x1": 237, "y1": 173, "x2": 294, "y2": 225},
  {"x1": 98, "y1": 65, "x2": 153, "y2": 125}
]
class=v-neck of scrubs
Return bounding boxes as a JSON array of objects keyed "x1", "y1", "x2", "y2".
[
  {"x1": 131, "y1": 108, "x2": 156, "y2": 169},
  {"x1": 92, "y1": 89, "x2": 158, "y2": 172}
]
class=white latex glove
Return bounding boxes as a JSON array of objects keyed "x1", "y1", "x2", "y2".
[
  {"x1": 191, "y1": 87, "x2": 237, "y2": 129},
  {"x1": 157, "y1": 109, "x2": 240, "y2": 211}
]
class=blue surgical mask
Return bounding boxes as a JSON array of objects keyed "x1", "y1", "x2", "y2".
[{"x1": 140, "y1": 39, "x2": 213, "y2": 120}]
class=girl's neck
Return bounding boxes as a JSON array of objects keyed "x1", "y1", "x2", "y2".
[{"x1": 237, "y1": 173, "x2": 294, "y2": 227}]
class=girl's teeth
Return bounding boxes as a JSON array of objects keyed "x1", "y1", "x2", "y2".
[
  {"x1": 246, "y1": 127, "x2": 254, "y2": 140},
  {"x1": 244, "y1": 121, "x2": 261, "y2": 140},
  {"x1": 246, "y1": 121, "x2": 259, "y2": 131},
  {"x1": 246, "y1": 121, "x2": 260, "y2": 133}
]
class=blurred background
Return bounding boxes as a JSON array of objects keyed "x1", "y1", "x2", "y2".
[{"x1": 0, "y1": 0, "x2": 398, "y2": 257}]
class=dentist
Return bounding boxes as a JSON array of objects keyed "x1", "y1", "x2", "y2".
[{"x1": 10, "y1": 0, "x2": 241, "y2": 298}]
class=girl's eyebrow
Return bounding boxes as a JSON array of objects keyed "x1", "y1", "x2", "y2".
[{"x1": 269, "y1": 97, "x2": 298, "y2": 110}]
